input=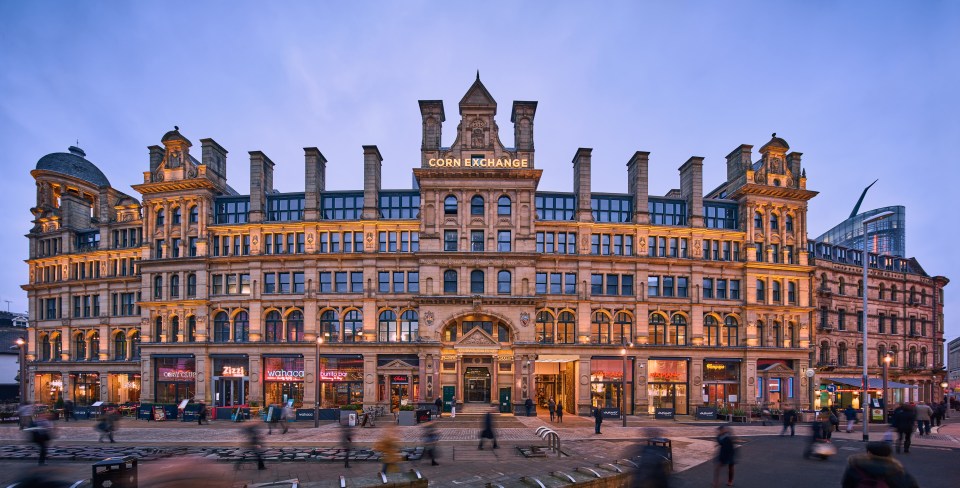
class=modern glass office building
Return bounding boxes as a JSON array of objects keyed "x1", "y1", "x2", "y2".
[{"x1": 816, "y1": 206, "x2": 906, "y2": 257}]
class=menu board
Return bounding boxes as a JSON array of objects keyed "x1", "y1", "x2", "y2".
[{"x1": 152, "y1": 405, "x2": 166, "y2": 421}]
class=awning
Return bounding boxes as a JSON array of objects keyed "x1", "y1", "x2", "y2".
[{"x1": 826, "y1": 378, "x2": 918, "y2": 389}]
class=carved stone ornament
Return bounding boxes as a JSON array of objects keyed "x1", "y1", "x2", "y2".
[
  {"x1": 365, "y1": 373, "x2": 374, "y2": 384},
  {"x1": 694, "y1": 376, "x2": 701, "y2": 385},
  {"x1": 519, "y1": 312, "x2": 530, "y2": 327},
  {"x1": 694, "y1": 240, "x2": 702, "y2": 256},
  {"x1": 423, "y1": 311, "x2": 435, "y2": 327},
  {"x1": 252, "y1": 236, "x2": 259, "y2": 245},
  {"x1": 580, "y1": 374, "x2": 589, "y2": 386},
  {"x1": 366, "y1": 232, "x2": 374, "y2": 245},
  {"x1": 307, "y1": 233, "x2": 314, "y2": 244},
  {"x1": 459, "y1": 331, "x2": 497, "y2": 346},
  {"x1": 748, "y1": 377, "x2": 755, "y2": 385}
]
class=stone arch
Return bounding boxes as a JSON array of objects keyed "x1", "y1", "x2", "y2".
[
  {"x1": 282, "y1": 307, "x2": 303, "y2": 319},
  {"x1": 439, "y1": 308, "x2": 520, "y2": 340}
]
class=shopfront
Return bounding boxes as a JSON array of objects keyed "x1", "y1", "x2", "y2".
[
  {"x1": 107, "y1": 373, "x2": 141, "y2": 403},
  {"x1": 318, "y1": 355, "x2": 363, "y2": 407},
  {"x1": 647, "y1": 359, "x2": 689, "y2": 415},
  {"x1": 702, "y1": 360, "x2": 741, "y2": 408},
  {"x1": 212, "y1": 355, "x2": 249, "y2": 407},
  {"x1": 72, "y1": 372, "x2": 101, "y2": 405},
  {"x1": 535, "y1": 358, "x2": 575, "y2": 414},
  {"x1": 590, "y1": 357, "x2": 635, "y2": 415},
  {"x1": 154, "y1": 356, "x2": 196, "y2": 404},
  {"x1": 34, "y1": 372, "x2": 63, "y2": 406},
  {"x1": 263, "y1": 355, "x2": 304, "y2": 407},
  {"x1": 377, "y1": 355, "x2": 420, "y2": 410},
  {"x1": 756, "y1": 360, "x2": 796, "y2": 409}
]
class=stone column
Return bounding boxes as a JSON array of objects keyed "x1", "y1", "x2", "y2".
[{"x1": 490, "y1": 354, "x2": 499, "y2": 405}]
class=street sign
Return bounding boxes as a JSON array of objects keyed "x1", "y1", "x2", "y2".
[{"x1": 826, "y1": 384, "x2": 836, "y2": 393}]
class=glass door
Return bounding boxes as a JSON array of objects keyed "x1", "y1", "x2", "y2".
[{"x1": 215, "y1": 378, "x2": 248, "y2": 406}]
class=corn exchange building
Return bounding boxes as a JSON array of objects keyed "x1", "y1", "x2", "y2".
[{"x1": 24, "y1": 78, "x2": 837, "y2": 417}]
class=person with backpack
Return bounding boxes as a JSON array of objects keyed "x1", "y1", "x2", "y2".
[{"x1": 841, "y1": 441, "x2": 918, "y2": 488}]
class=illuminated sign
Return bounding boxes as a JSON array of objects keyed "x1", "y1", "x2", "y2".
[
  {"x1": 428, "y1": 158, "x2": 529, "y2": 168},
  {"x1": 221, "y1": 366, "x2": 246, "y2": 377},
  {"x1": 391, "y1": 375, "x2": 409, "y2": 383},
  {"x1": 161, "y1": 370, "x2": 197, "y2": 379},
  {"x1": 265, "y1": 369, "x2": 305, "y2": 382},
  {"x1": 49, "y1": 380, "x2": 63, "y2": 389},
  {"x1": 706, "y1": 363, "x2": 727, "y2": 371},
  {"x1": 318, "y1": 369, "x2": 348, "y2": 381}
]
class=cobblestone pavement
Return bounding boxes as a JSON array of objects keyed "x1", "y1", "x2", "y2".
[{"x1": 2, "y1": 415, "x2": 957, "y2": 487}]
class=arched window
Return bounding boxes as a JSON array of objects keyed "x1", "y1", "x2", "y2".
[
  {"x1": 786, "y1": 322, "x2": 796, "y2": 347},
  {"x1": 89, "y1": 332, "x2": 100, "y2": 359},
  {"x1": 130, "y1": 331, "x2": 140, "y2": 359},
  {"x1": 614, "y1": 312, "x2": 632, "y2": 344},
  {"x1": 186, "y1": 273, "x2": 197, "y2": 297},
  {"x1": 839, "y1": 278, "x2": 846, "y2": 295},
  {"x1": 557, "y1": 311, "x2": 576, "y2": 344},
  {"x1": 921, "y1": 289, "x2": 927, "y2": 305},
  {"x1": 820, "y1": 273, "x2": 828, "y2": 291},
  {"x1": 170, "y1": 316, "x2": 180, "y2": 343},
  {"x1": 891, "y1": 285, "x2": 898, "y2": 301},
  {"x1": 670, "y1": 314, "x2": 687, "y2": 345},
  {"x1": 154, "y1": 317, "x2": 164, "y2": 342},
  {"x1": 754, "y1": 211, "x2": 763, "y2": 230},
  {"x1": 187, "y1": 316, "x2": 196, "y2": 342},
  {"x1": 233, "y1": 311, "x2": 249, "y2": 342},
  {"x1": 497, "y1": 270, "x2": 511, "y2": 294},
  {"x1": 908, "y1": 346, "x2": 917, "y2": 367},
  {"x1": 772, "y1": 280, "x2": 781, "y2": 303},
  {"x1": 837, "y1": 342, "x2": 848, "y2": 366},
  {"x1": 536, "y1": 311, "x2": 554, "y2": 344},
  {"x1": 756, "y1": 320, "x2": 765, "y2": 347},
  {"x1": 756, "y1": 279, "x2": 766, "y2": 302},
  {"x1": 770, "y1": 213, "x2": 779, "y2": 231},
  {"x1": 920, "y1": 347, "x2": 927, "y2": 367},
  {"x1": 889, "y1": 345, "x2": 899, "y2": 366},
  {"x1": 343, "y1": 310, "x2": 362, "y2": 343},
  {"x1": 213, "y1": 312, "x2": 230, "y2": 342},
  {"x1": 650, "y1": 314, "x2": 667, "y2": 345},
  {"x1": 170, "y1": 274, "x2": 180, "y2": 298},
  {"x1": 443, "y1": 270, "x2": 458, "y2": 294},
  {"x1": 788, "y1": 281, "x2": 797, "y2": 304},
  {"x1": 879, "y1": 283, "x2": 886, "y2": 301},
  {"x1": 320, "y1": 310, "x2": 340, "y2": 343},
  {"x1": 399, "y1": 310, "x2": 418, "y2": 342},
  {"x1": 773, "y1": 321, "x2": 782, "y2": 347},
  {"x1": 591, "y1": 311, "x2": 611, "y2": 344},
  {"x1": 172, "y1": 206, "x2": 182, "y2": 224},
  {"x1": 287, "y1": 310, "x2": 304, "y2": 342},
  {"x1": 189, "y1": 205, "x2": 198, "y2": 224},
  {"x1": 785, "y1": 214, "x2": 794, "y2": 232},
  {"x1": 444, "y1": 195, "x2": 458, "y2": 215},
  {"x1": 114, "y1": 333, "x2": 126, "y2": 360},
  {"x1": 877, "y1": 344, "x2": 887, "y2": 366},
  {"x1": 265, "y1": 311, "x2": 282, "y2": 342},
  {"x1": 74, "y1": 334, "x2": 86, "y2": 360},
  {"x1": 41, "y1": 335, "x2": 51, "y2": 361},
  {"x1": 856, "y1": 344, "x2": 863, "y2": 366},
  {"x1": 378, "y1": 310, "x2": 397, "y2": 342},
  {"x1": 819, "y1": 341, "x2": 830, "y2": 365},
  {"x1": 153, "y1": 275, "x2": 163, "y2": 299},
  {"x1": 470, "y1": 270, "x2": 484, "y2": 294},
  {"x1": 724, "y1": 316, "x2": 739, "y2": 346},
  {"x1": 857, "y1": 280, "x2": 864, "y2": 298},
  {"x1": 497, "y1": 195, "x2": 511, "y2": 215},
  {"x1": 704, "y1": 315, "x2": 720, "y2": 346},
  {"x1": 156, "y1": 208, "x2": 165, "y2": 227},
  {"x1": 470, "y1": 195, "x2": 484, "y2": 215}
]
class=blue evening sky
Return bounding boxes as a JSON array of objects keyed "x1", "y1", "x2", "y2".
[{"x1": 1, "y1": 1, "x2": 957, "y2": 346}]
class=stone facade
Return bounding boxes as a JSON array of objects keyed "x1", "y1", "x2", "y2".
[{"x1": 22, "y1": 78, "x2": 943, "y2": 418}]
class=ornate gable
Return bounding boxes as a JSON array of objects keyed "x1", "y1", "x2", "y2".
[
  {"x1": 380, "y1": 359, "x2": 418, "y2": 371},
  {"x1": 455, "y1": 327, "x2": 499, "y2": 348}
]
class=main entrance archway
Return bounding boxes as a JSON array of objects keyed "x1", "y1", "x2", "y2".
[
  {"x1": 464, "y1": 367, "x2": 491, "y2": 403},
  {"x1": 438, "y1": 310, "x2": 518, "y2": 407}
]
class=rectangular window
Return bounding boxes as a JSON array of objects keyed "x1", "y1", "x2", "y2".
[
  {"x1": 591, "y1": 274, "x2": 603, "y2": 295},
  {"x1": 330, "y1": 232, "x2": 340, "y2": 253},
  {"x1": 240, "y1": 274, "x2": 250, "y2": 294},
  {"x1": 591, "y1": 234, "x2": 600, "y2": 255},
  {"x1": 703, "y1": 278, "x2": 714, "y2": 299},
  {"x1": 264, "y1": 273, "x2": 276, "y2": 294},
  {"x1": 669, "y1": 238, "x2": 678, "y2": 258},
  {"x1": 622, "y1": 275, "x2": 634, "y2": 296},
  {"x1": 378, "y1": 271, "x2": 390, "y2": 293},
  {"x1": 497, "y1": 230, "x2": 511, "y2": 252},
  {"x1": 393, "y1": 271, "x2": 404, "y2": 293},
  {"x1": 722, "y1": 241, "x2": 731, "y2": 261},
  {"x1": 536, "y1": 273, "x2": 547, "y2": 294},
  {"x1": 703, "y1": 240, "x2": 712, "y2": 260},
  {"x1": 648, "y1": 276, "x2": 660, "y2": 297},
  {"x1": 335, "y1": 272, "x2": 347, "y2": 293},
  {"x1": 536, "y1": 232, "x2": 545, "y2": 253},
  {"x1": 550, "y1": 273, "x2": 562, "y2": 294},
  {"x1": 658, "y1": 237, "x2": 666, "y2": 258},
  {"x1": 319, "y1": 272, "x2": 332, "y2": 293},
  {"x1": 471, "y1": 230, "x2": 484, "y2": 252},
  {"x1": 444, "y1": 230, "x2": 457, "y2": 252},
  {"x1": 565, "y1": 273, "x2": 577, "y2": 295},
  {"x1": 407, "y1": 272, "x2": 419, "y2": 293},
  {"x1": 351, "y1": 271, "x2": 363, "y2": 293},
  {"x1": 662, "y1": 276, "x2": 674, "y2": 297},
  {"x1": 648, "y1": 236, "x2": 656, "y2": 257},
  {"x1": 293, "y1": 272, "x2": 305, "y2": 293},
  {"x1": 188, "y1": 237, "x2": 198, "y2": 257},
  {"x1": 226, "y1": 274, "x2": 238, "y2": 295},
  {"x1": 264, "y1": 234, "x2": 273, "y2": 254},
  {"x1": 278, "y1": 272, "x2": 291, "y2": 294},
  {"x1": 716, "y1": 279, "x2": 727, "y2": 299},
  {"x1": 677, "y1": 277, "x2": 688, "y2": 298},
  {"x1": 601, "y1": 234, "x2": 611, "y2": 255},
  {"x1": 388, "y1": 232, "x2": 397, "y2": 252},
  {"x1": 730, "y1": 280, "x2": 740, "y2": 300},
  {"x1": 607, "y1": 274, "x2": 622, "y2": 295},
  {"x1": 320, "y1": 232, "x2": 329, "y2": 253},
  {"x1": 648, "y1": 199, "x2": 686, "y2": 225},
  {"x1": 212, "y1": 275, "x2": 223, "y2": 295}
]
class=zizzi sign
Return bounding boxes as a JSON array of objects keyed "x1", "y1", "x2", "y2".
[
  {"x1": 428, "y1": 158, "x2": 529, "y2": 168},
  {"x1": 221, "y1": 366, "x2": 246, "y2": 377},
  {"x1": 264, "y1": 369, "x2": 305, "y2": 381}
]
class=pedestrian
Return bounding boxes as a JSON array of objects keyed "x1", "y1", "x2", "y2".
[
  {"x1": 548, "y1": 398, "x2": 556, "y2": 422},
  {"x1": 830, "y1": 406, "x2": 841, "y2": 432},
  {"x1": 237, "y1": 424, "x2": 266, "y2": 470},
  {"x1": 914, "y1": 401, "x2": 932, "y2": 436},
  {"x1": 803, "y1": 412, "x2": 831, "y2": 459},
  {"x1": 478, "y1": 409, "x2": 498, "y2": 449},
  {"x1": 780, "y1": 407, "x2": 797, "y2": 436},
  {"x1": 524, "y1": 397, "x2": 534, "y2": 417},
  {"x1": 63, "y1": 400, "x2": 74, "y2": 422},
  {"x1": 713, "y1": 425, "x2": 736, "y2": 487},
  {"x1": 819, "y1": 408, "x2": 834, "y2": 440},
  {"x1": 556, "y1": 402, "x2": 564, "y2": 423},
  {"x1": 17, "y1": 402, "x2": 34, "y2": 431},
  {"x1": 197, "y1": 402, "x2": 208, "y2": 425},
  {"x1": 593, "y1": 406, "x2": 603, "y2": 434},
  {"x1": 280, "y1": 402, "x2": 294, "y2": 434},
  {"x1": 845, "y1": 405, "x2": 858, "y2": 433},
  {"x1": 891, "y1": 403, "x2": 916, "y2": 454},
  {"x1": 931, "y1": 401, "x2": 943, "y2": 427},
  {"x1": 27, "y1": 413, "x2": 54, "y2": 465},
  {"x1": 841, "y1": 441, "x2": 919, "y2": 488},
  {"x1": 434, "y1": 397, "x2": 443, "y2": 419},
  {"x1": 628, "y1": 428, "x2": 671, "y2": 488},
  {"x1": 375, "y1": 425, "x2": 401, "y2": 475},
  {"x1": 96, "y1": 412, "x2": 116, "y2": 443},
  {"x1": 422, "y1": 421, "x2": 440, "y2": 466},
  {"x1": 340, "y1": 422, "x2": 353, "y2": 468}
]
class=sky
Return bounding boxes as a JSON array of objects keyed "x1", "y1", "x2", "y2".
[{"x1": 1, "y1": 1, "x2": 957, "y2": 347}]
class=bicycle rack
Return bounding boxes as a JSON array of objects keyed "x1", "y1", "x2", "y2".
[
  {"x1": 618, "y1": 458, "x2": 639, "y2": 468},
  {"x1": 598, "y1": 462, "x2": 622, "y2": 473},
  {"x1": 577, "y1": 467, "x2": 602, "y2": 478},
  {"x1": 339, "y1": 476, "x2": 346, "y2": 488},
  {"x1": 551, "y1": 471, "x2": 576, "y2": 483},
  {"x1": 409, "y1": 468, "x2": 423, "y2": 480},
  {"x1": 486, "y1": 483, "x2": 505, "y2": 488},
  {"x1": 520, "y1": 476, "x2": 546, "y2": 488},
  {"x1": 378, "y1": 472, "x2": 388, "y2": 484}
]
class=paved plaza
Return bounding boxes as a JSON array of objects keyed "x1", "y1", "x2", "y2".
[{"x1": 2, "y1": 414, "x2": 958, "y2": 487}]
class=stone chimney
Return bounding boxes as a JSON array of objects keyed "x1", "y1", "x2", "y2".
[
  {"x1": 787, "y1": 152, "x2": 802, "y2": 186},
  {"x1": 148, "y1": 145, "x2": 164, "y2": 179},
  {"x1": 419, "y1": 101, "x2": 445, "y2": 152},
  {"x1": 248, "y1": 151, "x2": 275, "y2": 224},
  {"x1": 572, "y1": 148, "x2": 593, "y2": 222},
  {"x1": 361, "y1": 145, "x2": 382, "y2": 220},
  {"x1": 679, "y1": 156, "x2": 704, "y2": 227},
  {"x1": 511, "y1": 101, "x2": 537, "y2": 167},
  {"x1": 304, "y1": 147, "x2": 327, "y2": 220},
  {"x1": 627, "y1": 151, "x2": 650, "y2": 225},
  {"x1": 200, "y1": 138, "x2": 228, "y2": 179},
  {"x1": 725, "y1": 144, "x2": 753, "y2": 184}
]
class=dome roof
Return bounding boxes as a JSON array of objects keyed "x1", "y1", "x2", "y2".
[
  {"x1": 35, "y1": 146, "x2": 111, "y2": 188},
  {"x1": 161, "y1": 126, "x2": 191, "y2": 145},
  {"x1": 760, "y1": 133, "x2": 789, "y2": 152}
]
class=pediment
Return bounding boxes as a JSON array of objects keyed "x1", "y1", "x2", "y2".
[
  {"x1": 455, "y1": 327, "x2": 499, "y2": 348},
  {"x1": 759, "y1": 363, "x2": 794, "y2": 374},
  {"x1": 381, "y1": 359, "x2": 418, "y2": 370},
  {"x1": 459, "y1": 75, "x2": 497, "y2": 109}
]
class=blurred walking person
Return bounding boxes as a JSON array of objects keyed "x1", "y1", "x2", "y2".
[
  {"x1": 375, "y1": 425, "x2": 401, "y2": 475},
  {"x1": 841, "y1": 442, "x2": 918, "y2": 488},
  {"x1": 434, "y1": 397, "x2": 443, "y2": 418},
  {"x1": 593, "y1": 406, "x2": 603, "y2": 434},
  {"x1": 280, "y1": 402, "x2": 294, "y2": 434},
  {"x1": 628, "y1": 428, "x2": 671, "y2": 488},
  {"x1": 780, "y1": 407, "x2": 797, "y2": 436},
  {"x1": 340, "y1": 422, "x2": 353, "y2": 468},
  {"x1": 478, "y1": 408, "x2": 498, "y2": 449},
  {"x1": 524, "y1": 397, "x2": 534, "y2": 417},
  {"x1": 26, "y1": 413, "x2": 54, "y2": 465},
  {"x1": 198, "y1": 401, "x2": 209, "y2": 425},
  {"x1": 845, "y1": 405, "x2": 858, "y2": 433},
  {"x1": 915, "y1": 401, "x2": 933, "y2": 436},
  {"x1": 18, "y1": 402, "x2": 34, "y2": 430},
  {"x1": 237, "y1": 424, "x2": 266, "y2": 470},
  {"x1": 892, "y1": 403, "x2": 916, "y2": 454},
  {"x1": 713, "y1": 425, "x2": 736, "y2": 487},
  {"x1": 422, "y1": 421, "x2": 440, "y2": 466}
]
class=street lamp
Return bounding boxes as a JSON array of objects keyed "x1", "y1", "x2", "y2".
[
  {"x1": 882, "y1": 354, "x2": 892, "y2": 421},
  {"x1": 621, "y1": 338, "x2": 632, "y2": 427},
  {"x1": 861, "y1": 210, "x2": 894, "y2": 442},
  {"x1": 941, "y1": 381, "x2": 949, "y2": 417},
  {"x1": 314, "y1": 336, "x2": 323, "y2": 428},
  {"x1": 15, "y1": 338, "x2": 26, "y2": 403}
]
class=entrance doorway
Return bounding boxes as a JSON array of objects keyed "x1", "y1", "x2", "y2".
[
  {"x1": 214, "y1": 377, "x2": 248, "y2": 407},
  {"x1": 648, "y1": 383, "x2": 688, "y2": 415},
  {"x1": 464, "y1": 367, "x2": 490, "y2": 403}
]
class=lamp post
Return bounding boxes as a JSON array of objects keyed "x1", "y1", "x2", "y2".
[
  {"x1": 314, "y1": 336, "x2": 323, "y2": 428},
  {"x1": 15, "y1": 338, "x2": 26, "y2": 403},
  {"x1": 941, "y1": 381, "x2": 949, "y2": 417},
  {"x1": 882, "y1": 354, "x2": 892, "y2": 421},
  {"x1": 621, "y1": 339, "x2": 628, "y2": 427},
  {"x1": 860, "y1": 210, "x2": 894, "y2": 442}
]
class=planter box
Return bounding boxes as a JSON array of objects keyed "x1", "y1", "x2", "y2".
[{"x1": 397, "y1": 410, "x2": 417, "y2": 426}]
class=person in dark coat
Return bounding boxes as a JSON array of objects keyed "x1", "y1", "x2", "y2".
[
  {"x1": 63, "y1": 400, "x2": 74, "y2": 422},
  {"x1": 556, "y1": 402, "x2": 564, "y2": 423},
  {"x1": 780, "y1": 408, "x2": 797, "y2": 436},
  {"x1": 423, "y1": 421, "x2": 440, "y2": 466},
  {"x1": 237, "y1": 424, "x2": 266, "y2": 470},
  {"x1": 434, "y1": 397, "x2": 443, "y2": 418},
  {"x1": 27, "y1": 413, "x2": 54, "y2": 465},
  {"x1": 803, "y1": 412, "x2": 831, "y2": 459},
  {"x1": 547, "y1": 398, "x2": 556, "y2": 422},
  {"x1": 478, "y1": 410, "x2": 498, "y2": 449},
  {"x1": 844, "y1": 405, "x2": 858, "y2": 433},
  {"x1": 593, "y1": 407, "x2": 603, "y2": 434},
  {"x1": 197, "y1": 402, "x2": 209, "y2": 425},
  {"x1": 524, "y1": 398, "x2": 534, "y2": 417},
  {"x1": 713, "y1": 425, "x2": 736, "y2": 487},
  {"x1": 841, "y1": 442, "x2": 918, "y2": 488},
  {"x1": 340, "y1": 422, "x2": 353, "y2": 468},
  {"x1": 892, "y1": 403, "x2": 917, "y2": 454}
]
